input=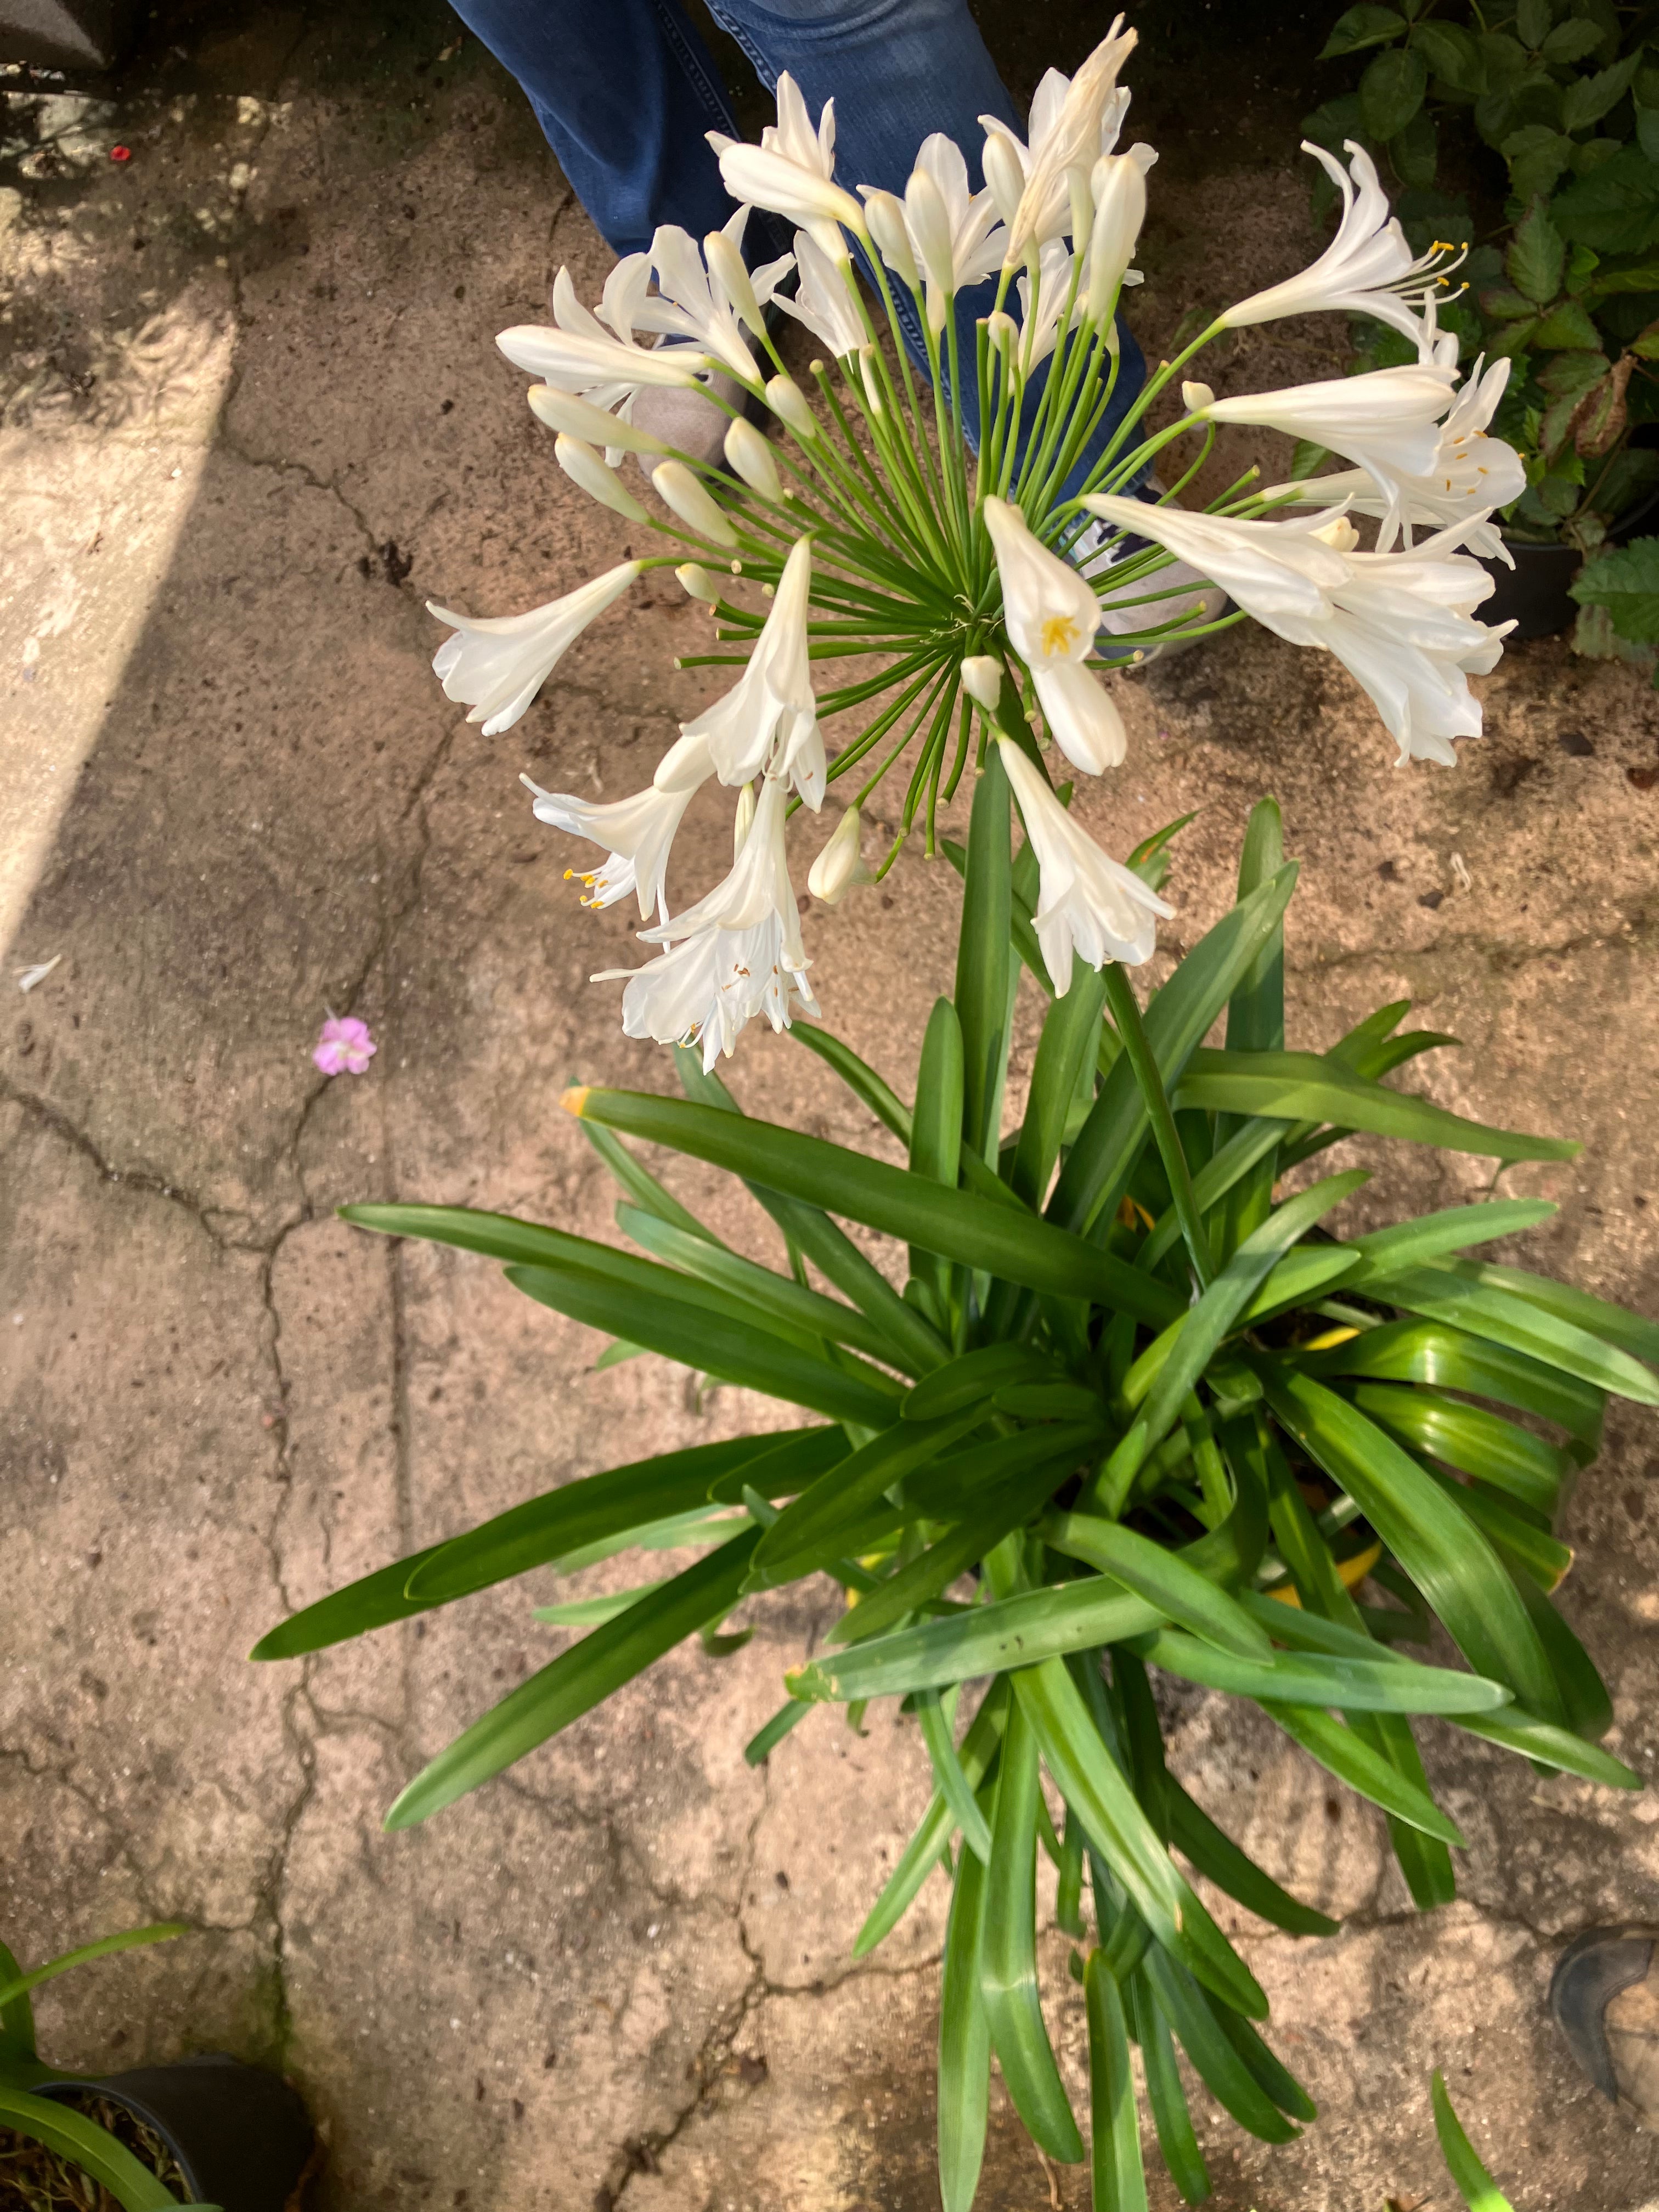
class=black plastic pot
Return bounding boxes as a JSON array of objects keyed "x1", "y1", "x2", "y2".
[
  {"x1": 38, "y1": 2055, "x2": 312, "y2": 2212},
  {"x1": 1479, "y1": 537, "x2": 1584, "y2": 642}
]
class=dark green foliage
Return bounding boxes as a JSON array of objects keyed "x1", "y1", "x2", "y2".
[{"x1": 257, "y1": 800, "x2": 1655, "y2": 2208}]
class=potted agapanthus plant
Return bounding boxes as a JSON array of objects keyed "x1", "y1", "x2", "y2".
[
  {"x1": 254, "y1": 23, "x2": 1658, "y2": 2207},
  {"x1": 0, "y1": 1922, "x2": 313, "y2": 2212}
]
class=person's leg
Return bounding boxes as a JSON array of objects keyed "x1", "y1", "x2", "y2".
[{"x1": 448, "y1": 0, "x2": 743, "y2": 257}]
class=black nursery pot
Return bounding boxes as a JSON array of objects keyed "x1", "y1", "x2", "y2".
[
  {"x1": 1479, "y1": 537, "x2": 1584, "y2": 642},
  {"x1": 39, "y1": 2055, "x2": 313, "y2": 2212}
]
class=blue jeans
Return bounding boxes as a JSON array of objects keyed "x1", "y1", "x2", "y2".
[{"x1": 450, "y1": 0, "x2": 1146, "y2": 463}]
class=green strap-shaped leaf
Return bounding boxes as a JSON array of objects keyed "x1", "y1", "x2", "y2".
[
  {"x1": 916, "y1": 1690, "x2": 994, "y2": 1864},
  {"x1": 749, "y1": 1410, "x2": 980, "y2": 1584},
  {"x1": 957, "y1": 743, "x2": 1013, "y2": 1165},
  {"x1": 1085, "y1": 1950, "x2": 1149, "y2": 2212},
  {"x1": 1377, "y1": 1267, "x2": 1659, "y2": 1406},
  {"x1": 853, "y1": 1684, "x2": 1009, "y2": 1956},
  {"x1": 1131, "y1": 1968, "x2": 1211, "y2": 2203},
  {"x1": 789, "y1": 1023, "x2": 913, "y2": 1146},
  {"x1": 1011, "y1": 965, "x2": 1108, "y2": 1209},
  {"x1": 1215, "y1": 797, "x2": 1286, "y2": 1260},
  {"x1": 505, "y1": 1262, "x2": 900, "y2": 1428},
  {"x1": 0, "y1": 2085, "x2": 191, "y2": 2212},
  {"x1": 1439, "y1": 1259, "x2": 1659, "y2": 1369},
  {"x1": 978, "y1": 1697, "x2": 1084, "y2": 2161},
  {"x1": 1040, "y1": 1515, "x2": 1272, "y2": 1661},
  {"x1": 1051, "y1": 862, "x2": 1301, "y2": 1238},
  {"x1": 1348, "y1": 1383, "x2": 1570, "y2": 1517},
  {"x1": 579, "y1": 1121, "x2": 715, "y2": 1244},
  {"x1": 1164, "y1": 1778, "x2": 1338, "y2": 1938},
  {"x1": 789, "y1": 1576, "x2": 1163, "y2": 1703},
  {"x1": 1260, "y1": 1702, "x2": 1468, "y2": 1844},
  {"x1": 1015, "y1": 1658, "x2": 1267, "y2": 2019},
  {"x1": 938, "y1": 1822, "x2": 992, "y2": 2212},
  {"x1": 567, "y1": 1090, "x2": 1185, "y2": 1329},
  {"x1": 385, "y1": 1530, "x2": 760, "y2": 1829},
  {"x1": 614, "y1": 1203, "x2": 909, "y2": 1372},
  {"x1": 744, "y1": 1700, "x2": 811, "y2": 1766},
  {"x1": 0, "y1": 1923, "x2": 189, "y2": 2017},
  {"x1": 1201, "y1": 1988, "x2": 1318, "y2": 2123},
  {"x1": 1344, "y1": 1199, "x2": 1558, "y2": 1286},
  {"x1": 903, "y1": 1342, "x2": 1062, "y2": 1421},
  {"x1": 1299, "y1": 1317, "x2": 1605, "y2": 1457},
  {"x1": 1421, "y1": 1468, "x2": 1572, "y2": 1593},
  {"x1": 1448, "y1": 1705, "x2": 1640, "y2": 1788},
  {"x1": 909, "y1": 996, "x2": 966, "y2": 1305},
  {"x1": 0, "y1": 1939, "x2": 37, "y2": 2072},
  {"x1": 1260, "y1": 1367, "x2": 1562, "y2": 1723},
  {"x1": 1431, "y1": 2070, "x2": 1516, "y2": 2211},
  {"x1": 1139, "y1": 1170, "x2": 1370, "y2": 1449},
  {"x1": 1141, "y1": 1945, "x2": 1300, "y2": 2143},
  {"x1": 1173, "y1": 1049, "x2": 1579, "y2": 1164},
  {"x1": 1137, "y1": 1627, "x2": 1510, "y2": 1715}
]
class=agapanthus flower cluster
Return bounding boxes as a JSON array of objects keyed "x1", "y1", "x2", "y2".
[{"x1": 428, "y1": 18, "x2": 1523, "y2": 1066}]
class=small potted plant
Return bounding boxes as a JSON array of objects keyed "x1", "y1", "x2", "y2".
[
  {"x1": 0, "y1": 1922, "x2": 314, "y2": 2212},
  {"x1": 1305, "y1": 0, "x2": 1659, "y2": 660}
]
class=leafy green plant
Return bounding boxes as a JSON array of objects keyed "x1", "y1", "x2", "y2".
[
  {"x1": 1307, "y1": 0, "x2": 1659, "y2": 669},
  {"x1": 0, "y1": 1923, "x2": 219, "y2": 2212},
  {"x1": 255, "y1": 793, "x2": 1658, "y2": 2209},
  {"x1": 1432, "y1": 2068, "x2": 1517, "y2": 2209}
]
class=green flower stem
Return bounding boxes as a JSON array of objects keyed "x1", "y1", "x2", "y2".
[
  {"x1": 1077, "y1": 318, "x2": 1227, "y2": 496},
  {"x1": 901, "y1": 673, "x2": 963, "y2": 834},
  {"x1": 809, "y1": 365, "x2": 936, "y2": 566},
  {"x1": 1099, "y1": 961, "x2": 1215, "y2": 1291},
  {"x1": 816, "y1": 649, "x2": 938, "y2": 714},
  {"x1": 827, "y1": 661, "x2": 947, "y2": 785},
  {"x1": 851, "y1": 663, "x2": 955, "y2": 814},
  {"x1": 932, "y1": 693, "x2": 975, "y2": 842}
]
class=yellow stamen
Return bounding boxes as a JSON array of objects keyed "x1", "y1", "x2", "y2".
[{"x1": 1039, "y1": 613, "x2": 1081, "y2": 657}]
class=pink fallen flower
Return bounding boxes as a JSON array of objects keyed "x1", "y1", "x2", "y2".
[{"x1": 312, "y1": 1014, "x2": 376, "y2": 1076}]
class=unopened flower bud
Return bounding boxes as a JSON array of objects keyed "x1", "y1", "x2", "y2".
[
  {"x1": 1312, "y1": 514, "x2": 1361, "y2": 552},
  {"x1": 675, "y1": 563, "x2": 720, "y2": 603},
  {"x1": 905, "y1": 166, "x2": 955, "y2": 298},
  {"x1": 862, "y1": 189, "x2": 919, "y2": 289},
  {"x1": 981, "y1": 129, "x2": 1025, "y2": 232},
  {"x1": 556, "y1": 435, "x2": 649, "y2": 522},
  {"x1": 1068, "y1": 163, "x2": 1093, "y2": 249},
  {"x1": 652, "y1": 459, "x2": 738, "y2": 547},
  {"x1": 1181, "y1": 381, "x2": 1215, "y2": 413},
  {"x1": 704, "y1": 227, "x2": 765, "y2": 336},
  {"x1": 856, "y1": 346, "x2": 885, "y2": 416},
  {"x1": 986, "y1": 310, "x2": 1019, "y2": 357},
  {"x1": 724, "y1": 415, "x2": 783, "y2": 502},
  {"x1": 1086, "y1": 154, "x2": 1146, "y2": 323},
  {"x1": 806, "y1": 804, "x2": 874, "y2": 905},
  {"x1": 766, "y1": 375, "x2": 820, "y2": 441},
  {"x1": 528, "y1": 385, "x2": 666, "y2": 454},
  {"x1": 960, "y1": 654, "x2": 1005, "y2": 713}
]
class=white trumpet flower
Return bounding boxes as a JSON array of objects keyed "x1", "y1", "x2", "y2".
[
  {"x1": 862, "y1": 189, "x2": 921, "y2": 289},
  {"x1": 1221, "y1": 140, "x2": 1463, "y2": 344},
  {"x1": 708, "y1": 73, "x2": 866, "y2": 264},
  {"x1": 1261, "y1": 357, "x2": 1524, "y2": 559},
  {"x1": 773, "y1": 229, "x2": 867, "y2": 358},
  {"x1": 599, "y1": 774, "x2": 817, "y2": 1065},
  {"x1": 998, "y1": 741, "x2": 1171, "y2": 988},
  {"x1": 521, "y1": 737, "x2": 712, "y2": 919},
  {"x1": 806, "y1": 804, "x2": 874, "y2": 904},
  {"x1": 1082, "y1": 494, "x2": 1509, "y2": 766},
  {"x1": 873, "y1": 134, "x2": 1003, "y2": 334},
  {"x1": 724, "y1": 416, "x2": 783, "y2": 502},
  {"x1": 428, "y1": 561, "x2": 640, "y2": 736},
  {"x1": 1085, "y1": 153, "x2": 1146, "y2": 321},
  {"x1": 499, "y1": 267, "x2": 710, "y2": 398},
  {"x1": 983, "y1": 496, "x2": 1125, "y2": 773},
  {"x1": 1203, "y1": 364, "x2": 1458, "y2": 545},
  {"x1": 678, "y1": 535, "x2": 824, "y2": 802},
  {"x1": 528, "y1": 385, "x2": 668, "y2": 462},
  {"x1": 628, "y1": 212, "x2": 792, "y2": 385},
  {"x1": 986, "y1": 19, "x2": 1138, "y2": 259}
]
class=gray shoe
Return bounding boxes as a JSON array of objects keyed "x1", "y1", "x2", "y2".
[
  {"x1": 1551, "y1": 1926, "x2": 1659, "y2": 2126},
  {"x1": 631, "y1": 371, "x2": 748, "y2": 469}
]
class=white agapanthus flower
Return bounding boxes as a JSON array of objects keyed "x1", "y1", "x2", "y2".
[
  {"x1": 774, "y1": 228, "x2": 867, "y2": 358},
  {"x1": 878, "y1": 133, "x2": 1004, "y2": 333},
  {"x1": 1203, "y1": 364, "x2": 1459, "y2": 545},
  {"x1": 628, "y1": 210, "x2": 792, "y2": 385},
  {"x1": 520, "y1": 738, "x2": 712, "y2": 919},
  {"x1": 984, "y1": 497, "x2": 1126, "y2": 774},
  {"x1": 988, "y1": 20, "x2": 1139, "y2": 259},
  {"x1": 998, "y1": 740, "x2": 1171, "y2": 986},
  {"x1": 428, "y1": 562, "x2": 641, "y2": 736},
  {"x1": 1221, "y1": 140, "x2": 1463, "y2": 343},
  {"x1": 1082, "y1": 494, "x2": 1509, "y2": 765},
  {"x1": 1262, "y1": 356, "x2": 1525, "y2": 560},
  {"x1": 708, "y1": 73, "x2": 866, "y2": 264},
  {"x1": 598, "y1": 774, "x2": 817, "y2": 1065},
  {"x1": 677, "y1": 535, "x2": 825, "y2": 802},
  {"x1": 498, "y1": 266, "x2": 710, "y2": 407}
]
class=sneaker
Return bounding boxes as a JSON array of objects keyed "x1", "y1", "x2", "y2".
[
  {"x1": 1074, "y1": 488, "x2": 1229, "y2": 666},
  {"x1": 630, "y1": 369, "x2": 752, "y2": 470}
]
